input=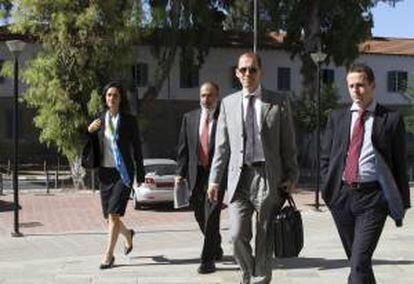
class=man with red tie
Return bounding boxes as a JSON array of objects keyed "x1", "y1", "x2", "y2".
[
  {"x1": 176, "y1": 81, "x2": 224, "y2": 274},
  {"x1": 321, "y1": 63, "x2": 410, "y2": 283}
]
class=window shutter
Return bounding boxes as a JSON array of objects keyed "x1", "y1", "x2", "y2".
[
  {"x1": 398, "y1": 71, "x2": 408, "y2": 92},
  {"x1": 387, "y1": 71, "x2": 396, "y2": 92}
]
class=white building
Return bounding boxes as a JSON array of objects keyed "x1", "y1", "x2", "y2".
[
  {"x1": 1, "y1": 33, "x2": 414, "y2": 162},
  {"x1": 130, "y1": 37, "x2": 414, "y2": 107}
]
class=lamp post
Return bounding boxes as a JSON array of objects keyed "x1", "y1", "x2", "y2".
[
  {"x1": 310, "y1": 50, "x2": 327, "y2": 210},
  {"x1": 6, "y1": 39, "x2": 26, "y2": 237},
  {"x1": 253, "y1": 0, "x2": 257, "y2": 53}
]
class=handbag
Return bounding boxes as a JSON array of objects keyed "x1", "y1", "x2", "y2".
[
  {"x1": 273, "y1": 195, "x2": 304, "y2": 258},
  {"x1": 81, "y1": 134, "x2": 100, "y2": 169}
]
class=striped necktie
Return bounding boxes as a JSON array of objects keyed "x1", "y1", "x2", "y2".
[{"x1": 343, "y1": 109, "x2": 367, "y2": 184}]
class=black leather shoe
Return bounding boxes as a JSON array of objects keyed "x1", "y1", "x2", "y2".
[
  {"x1": 124, "y1": 229, "x2": 135, "y2": 255},
  {"x1": 215, "y1": 248, "x2": 224, "y2": 261},
  {"x1": 197, "y1": 262, "x2": 216, "y2": 274},
  {"x1": 99, "y1": 256, "x2": 115, "y2": 269}
]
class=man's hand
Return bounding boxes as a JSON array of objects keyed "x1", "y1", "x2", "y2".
[
  {"x1": 281, "y1": 181, "x2": 296, "y2": 194},
  {"x1": 207, "y1": 183, "x2": 219, "y2": 202},
  {"x1": 175, "y1": 176, "x2": 185, "y2": 185}
]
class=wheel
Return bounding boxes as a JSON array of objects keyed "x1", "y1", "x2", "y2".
[{"x1": 133, "y1": 198, "x2": 142, "y2": 210}]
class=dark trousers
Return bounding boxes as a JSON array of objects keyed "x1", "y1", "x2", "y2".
[
  {"x1": 190, "y1": 166, "x2": 224, "y2": 264},
  {"x1": 330, "y1": 183, "x2": 388, "y2": 284}
]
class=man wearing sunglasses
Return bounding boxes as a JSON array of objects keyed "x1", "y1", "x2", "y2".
[{"x1": 208, "y1": 52, "x2": 299, "y2": 284}]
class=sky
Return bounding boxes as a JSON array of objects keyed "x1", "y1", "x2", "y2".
[{"x1": 371, "y1": 0, "x2": 414, "y2": 38}]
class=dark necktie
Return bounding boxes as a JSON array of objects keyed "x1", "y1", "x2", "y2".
[
  {"x1": 343, "y1": 109, "x2": 367, "y2": 184},
  {"x1": 199, "y1": 112, "x2": 210, "y2": 168},
  {"x1": 245, "y1": 95, "x2": 256, "y2": 164}
]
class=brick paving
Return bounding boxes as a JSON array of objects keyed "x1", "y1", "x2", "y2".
[
  {"x1": 0, "y1": 189, "x2": 319, "y2": 237},
  {"x1": 1, "y1": 188, "x2": 413, "y2": 283}
]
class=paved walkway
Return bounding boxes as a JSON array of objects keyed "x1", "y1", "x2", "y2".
[{"x1": 0, "y1": 189, "x2": 413, "y2": 283}]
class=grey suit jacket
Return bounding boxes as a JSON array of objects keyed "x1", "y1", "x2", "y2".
[{"x1": 209, "y1": 89, "x2": 299, "y2": 204}]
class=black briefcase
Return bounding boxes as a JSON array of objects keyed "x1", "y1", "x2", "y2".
[
  {"x1": 81, "y1": 134, "x2": 100, "y2": 169},
  {"x1": 273, "y1": 195, "x2": 304, "y2": 258}
]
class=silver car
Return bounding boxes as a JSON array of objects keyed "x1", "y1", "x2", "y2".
[{"x1": 131, "y1": 158, "x2": 177, "y2": 209}]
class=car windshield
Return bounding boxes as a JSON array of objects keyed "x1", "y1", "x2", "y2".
[{"x1": 145, "y1": 164, "x2": 176, "y2": 175}]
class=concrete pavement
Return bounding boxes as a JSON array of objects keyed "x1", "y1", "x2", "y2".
[{"x1": 0, "y1": 189, "x2": 413, "y2": 283}]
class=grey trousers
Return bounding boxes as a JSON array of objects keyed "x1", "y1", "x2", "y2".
[{"x1": 229, "y1": 165, "x2": 280, "y2": 284}]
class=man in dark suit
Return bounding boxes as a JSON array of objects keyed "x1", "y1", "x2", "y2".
[
  {"x1": 321, "y1": 63, "x2": 410, "y2": 283},
  {"x1": 176, "y1": 81, "x2": 224, "y2": 274}
]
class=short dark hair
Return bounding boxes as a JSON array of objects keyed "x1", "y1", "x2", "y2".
[
  {"x1": 238, "y1": 51, "x2": 262, "y2": 69},
  {"x1": 101, "y1": 81, "x2": 129, "y2": 113},
  {"x1": 347, "y1": 63, "x2": 375, "y2": 83}
]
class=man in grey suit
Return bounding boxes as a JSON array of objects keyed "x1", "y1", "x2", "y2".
[{"x1": 207, "y1": 52, "x2": 299, "y2": 284}]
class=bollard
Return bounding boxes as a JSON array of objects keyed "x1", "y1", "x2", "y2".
[
  {"x1": 55, "y1": 156, "x2": 60, "y2": 189},
  {"x1": 7, "y1": 159, "x2": 11, "y2": 176},
  {"x1": 91, "y1": 169, "x2": 95, "y2": 192},
  {"x1": 44, "y1": 160, "x2": 50, "y2": 194},
  {"x1": 0, "y1": 173, "x2": 3, "y2": 195}
]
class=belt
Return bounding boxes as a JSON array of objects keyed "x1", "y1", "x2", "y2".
[
  {"x1": 243, "y1": 161, "x2": 265, "y2": 168},
  {"x1": 344, "y1": 181, "x2": 380, "y2": 190}
]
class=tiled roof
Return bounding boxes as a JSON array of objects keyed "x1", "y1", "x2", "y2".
[{"x1": 359, "y1": 37, "x2": 414, "y2": 56}]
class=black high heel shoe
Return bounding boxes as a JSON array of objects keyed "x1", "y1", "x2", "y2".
[
  {"x1": 99, "y1": 256, "x2": 115, "y2": 269},
  {"x1": 124, "y1": 229, "x2": 135, "y2": 255}
]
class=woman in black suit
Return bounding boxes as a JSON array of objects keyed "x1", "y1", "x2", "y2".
[{"x1": 87, "y1": 82, "x2": 145, "y2": 269}]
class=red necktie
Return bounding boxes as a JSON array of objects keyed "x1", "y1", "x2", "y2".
[
  {"x1": 343, "y1": 109, "x2": 367, "y2": 184},
  {"x1": 199, "y1": 112, "x2": 210, "y2": 168}
]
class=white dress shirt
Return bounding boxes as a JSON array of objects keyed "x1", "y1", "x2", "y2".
[
  {"x1": 102, "y1": 114, "x2": 118, "y2": 168},
  {"x1": 348, "y1": 100, "x2": 377, "y2": 182}
]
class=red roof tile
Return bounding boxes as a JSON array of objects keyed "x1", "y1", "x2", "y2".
[{"x1": 359, "y1": 37, "x2": 414, "y2": 56}]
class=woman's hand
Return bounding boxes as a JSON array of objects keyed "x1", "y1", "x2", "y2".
[{"x1": 88, "y1": 119, "x2": 102, "y2": 133}]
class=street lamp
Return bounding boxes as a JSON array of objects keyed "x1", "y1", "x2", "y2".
[
  {"x1": 253, "y1": 0, "x2": 257, "y2": 53},
  {"x1": 6, "y1": 39, "x2": 26, "y2": 237},
  {"x1": 310, "y1": 50, "x2": 327, "y2": 211}
]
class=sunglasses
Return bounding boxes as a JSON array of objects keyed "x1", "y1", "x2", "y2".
[{"x1": 238, "y1": 67, "x2": 258, "y2": 74}]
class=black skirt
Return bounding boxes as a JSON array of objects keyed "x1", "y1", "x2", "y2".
[{"x1": 98, "y1": 167, "x2": 131, "y2": 219}]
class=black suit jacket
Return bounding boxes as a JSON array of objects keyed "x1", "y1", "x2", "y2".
[
  {"x1": 176, "y1": 106, "x2": 220, "y2": 191},
  {"x1": 321, "y1": 104, "x2": 410, "y2": 210},
  {"x1": 90, "y1": 112, "x2": 145, "y2": 184}
]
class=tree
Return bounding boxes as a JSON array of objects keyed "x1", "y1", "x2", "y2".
[
  {"x1": 5, "y1": 0, "x2": 229, "y2": 186},
  {"x1": 224, "y1": 0, "x2": 404, "y2": 106},
  {"x1": 139, "y1": 0, "x2": 228, "y2": 104},
  {"x1": 8, "y1": 0, "x2": 139, "y2": 188},
  {"x1": 0, "y1": 0, "x2": 12, "y2": 18}
]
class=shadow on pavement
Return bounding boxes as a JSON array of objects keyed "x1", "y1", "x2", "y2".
[
  {"x1": 20, "y1": 232, "x2": 107, "y2": 237},
  {"x1": 273, "y1": 257, "x2": 414, "y2": 270},
  {"x1": 123, "y1": 254, "x2": 237, "y2": 268},
  {"x1": 134, "y1": 203, "x2": 192, "y2": 212}
]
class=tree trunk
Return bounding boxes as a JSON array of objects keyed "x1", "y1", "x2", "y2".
[
  {"x1": 301, "y1": 1, "x2": 320, "y2": 99},
  {"x1": 69, "y1": 156, "x2": 86, "y2": 190}
]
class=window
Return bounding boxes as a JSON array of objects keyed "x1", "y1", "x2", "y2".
[
  {"x1": 231, "y1": 66, "x2": 241, "y2": 89},
  {"x1": 277, "y1": 67, "x2": 291, "y2": 91},
  {"x1": 387, "y1": 71, "x2": 407, "y2": 93},
  {"x1": 132, "y1": 63, "x2": 148, "y2": 87},
  {"x1": 180, "y1": 63, "x2": 199, "y2": 88},
  {"x1": 322, "y1": 69, "x2": 335, "y2": 85},
  {"x1": 0, "y1": 59, "x2": 5, "y2": 84}
]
